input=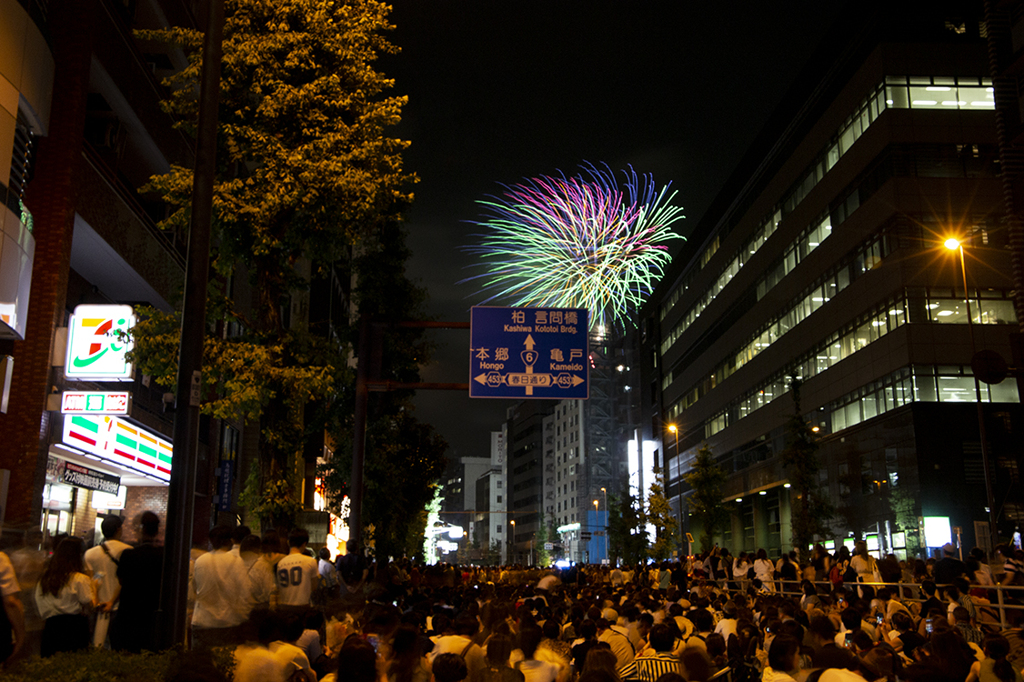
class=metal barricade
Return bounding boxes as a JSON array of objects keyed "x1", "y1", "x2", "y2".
[{"x1": 772, "y1": 578, "x2": 1024, "y2": 629}]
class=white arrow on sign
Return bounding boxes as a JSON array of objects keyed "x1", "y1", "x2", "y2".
[{"x1": 473, "y1": 372, "x2": 584, "y2": 391}]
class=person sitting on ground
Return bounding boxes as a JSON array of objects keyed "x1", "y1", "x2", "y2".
[
  {"x1": 966, "y1": 634, "x2": 1023, "y2": 682},
  {"x1": 762, "y1": 634, "x2": 800, "y2": 682},
  {"x1": 617, "y1": 624, "x2": 680, "y2": 681},
  {"x1": 430, "y1": 613, "x2": 485, "y2": 681},
  {"x1": 516, "y1": 621, "x2": 565, "y2": 682},
  {"x1": 433, "y1": 653, "x2": 469, "y2": 682},
  {"x1": 480, "y1": 633, "x2": 525, "y2": 682},
  {"x1": 678, "y1": 646, "x2": 713, "y2": 682},
  {"x1": 952, "y1": 605, "x2": 984, "y2": 645},
  {"x1": 685, "y1": 608, "x2": 714, "y2": 650},
  {"x1": 321, "y1": 636, "x2": 378, "y2": 682},
  {"x1": 388, "y1": 623, "x2": 432, "y2": 682},
  {"x1": 270, "y1": 611, "x2": 316, "y2": 682},
  {"x1": 885, "y1": 611, "x2": 924, "y2": 657},
  {"x1": 581, "y1": 647, "x2": 620, "y2": 681}
]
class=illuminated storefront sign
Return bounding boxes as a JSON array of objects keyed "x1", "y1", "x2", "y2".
[
  {"x1": 62, "y1": 414, "x2": 172, "y2": 482},
  {"x1": 65, "y1": 305, "x2": 136, "y2": 380},
  {"x1": 61, "y1": 391, "x2": 131, "y2": 415},
  {"x1": 60, "y1": 461, "x2": 120, "y2": 495}
]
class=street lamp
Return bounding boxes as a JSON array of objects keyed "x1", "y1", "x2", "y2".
[
  {"x1": 510, "y1": 519, "x2": 515, "y2": 564},
  {"x1": 600, "y1": 486, "x2": 608, "y2": 563},
  {"x1": 667, "y1": 423, "x2": 682, "y2": 550},
  {"x1": 944, "y1": 236, "x2": 998, "y2": 550}
]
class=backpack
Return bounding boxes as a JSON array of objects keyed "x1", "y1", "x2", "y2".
[{"x1": 828, "y1": 562, "x2": 843, "y2": 586}]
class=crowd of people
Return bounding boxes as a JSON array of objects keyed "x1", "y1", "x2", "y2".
[{"x1": 2, "y1": 515, "x2": 1024, "y2": 682}]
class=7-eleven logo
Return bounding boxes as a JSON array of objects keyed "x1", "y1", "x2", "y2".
[{"x1": 65, "y1": 305, "x2": 136, "y2": 380}]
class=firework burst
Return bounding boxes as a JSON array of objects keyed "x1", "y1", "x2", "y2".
[{"x1": 463, "y1": 163, "x2": 685, "y2": 331}]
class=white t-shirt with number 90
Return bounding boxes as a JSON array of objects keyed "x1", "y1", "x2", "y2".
[{"x1": 275, "y1": 552, "x2": 319, "y2": 607}]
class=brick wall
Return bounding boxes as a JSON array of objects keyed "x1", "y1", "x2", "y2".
[
  {"x1": 0, "y1": 0, "x2": 97, "y2": 530},
  {"x1": 121, "y1": 486, "x2": 168, "y2": 545},
  {"x1": 71, "y1": 488, "x2": 98, "y2": 542}
]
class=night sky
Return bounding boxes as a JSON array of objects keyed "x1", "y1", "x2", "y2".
[{"x1": 383, "y1": 1, "x2": 846, "y2": 460}]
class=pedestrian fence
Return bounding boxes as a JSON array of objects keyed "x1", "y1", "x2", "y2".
[{"x1": 760, "y1": 578, "x2": 1024, "y2": 629}]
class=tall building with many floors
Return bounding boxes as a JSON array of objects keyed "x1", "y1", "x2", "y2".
[{"x1": 639, "y1": 1, "x2": 1023, "y2": 560}]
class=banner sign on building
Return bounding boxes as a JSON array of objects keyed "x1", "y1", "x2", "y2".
[
  {"x1": 216, "y1": 460, "x2": 233, "y2": 512},
  {"x1": 65, "y1": 305, "x2": 136, "y2": 381},
  {"x1": 45, "y1": 455, "x2": 65, "y2": 483},
  {"x1": 63, "y1": 414, "x2": 172, "y2": 483},
  {"x1": 61, "y1": 391, "x2": 131, "y2": 415},
  {"x1": 60, "y1": 461, "x2": 120, "y2": 495},
  {"x1": 469, "y1": 306, "x2": 590, "y2": 399}
]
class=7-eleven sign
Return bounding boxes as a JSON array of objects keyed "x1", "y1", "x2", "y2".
[
  {"x1": 65, "y1": 305, "x2": 135, "y2": 381},
  {"x1": 63, "y1": 414, "x2": 172, "y2": 482}
]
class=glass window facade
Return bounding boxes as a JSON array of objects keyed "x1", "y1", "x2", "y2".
[{"x1": 659, "y1": 75, "x2": 994, "y2": 353}]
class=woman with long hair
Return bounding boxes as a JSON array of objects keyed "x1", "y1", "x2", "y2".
[
  {"x1": 581, "y1": 647, "x2": 620, "y2": 681},
  {"x1": 35, "y1": 536, "x2": 95, "y2": 657},
  {"x1": 753, "y1": 549, "x2": 775, "y2": 593},
  {"x1": 966, "y1": 635, "x2": 1023, "y2": 682},
  {"x1": 387, "y1": 624, "x2": 431, "y2": 682},
  {"x1": 480, "y1": 633, "x2": 524, "y2": 682},
  {"x1": 810, "y1": 544, "x2": 830, "y2": 582}
]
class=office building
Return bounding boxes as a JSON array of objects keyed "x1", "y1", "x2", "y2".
[{"x1": 639, "y1": 1, "x2": 1022, "y2": 559}]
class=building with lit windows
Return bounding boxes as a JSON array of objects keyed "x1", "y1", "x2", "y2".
[
  {"x1": 471, "y1": 431, "x2": 507, "y2": 563},
  {"x1": 638, "y1": 1, "x2": 1023, "y2": 561}
]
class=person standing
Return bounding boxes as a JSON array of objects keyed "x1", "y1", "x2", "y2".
[
  {"x1": 318, "y1": 547, "x2": 339, "y2": 599},
  {"x1": 0, "y1": 548, "x2": 25, "y2": 667},
  {"x1": 35, "y1": 536, "x2": 95, "y2": 657},
  {"x1": 192, "y1": 524, "x2": 249, "y2": 649},
  {"x1": 84, "y1": 515, "x2": 130, "y2": 647},
  {"x1": 276, "y1": 528, "x2": 319, "y2": 613},
  {"x1": 247, "y1": 534, "x2": 279, "y2": 612},
  {"x1": 112, "y1": 511, "x2": 163, "y2": 652},
  {"x1": 754, "y1": 549, "x2": 776, "y2": 593}
]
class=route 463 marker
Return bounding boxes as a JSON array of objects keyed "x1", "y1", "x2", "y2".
[{"x1": 469, "y1": 306, "x2": 589, "y2": 399}]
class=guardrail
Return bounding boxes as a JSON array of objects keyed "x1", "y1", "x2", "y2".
[{"x1": 762, "y1": 578, "x2": 1024, "y2": 629}]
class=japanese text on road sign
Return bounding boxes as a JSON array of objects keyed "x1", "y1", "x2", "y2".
[{"x1": 469, "y1": 306, "x2": 589, "y2": 399}]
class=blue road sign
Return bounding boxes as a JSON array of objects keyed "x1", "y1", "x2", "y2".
[{"x1": 469, "y1": 306, "x2": 589, "y2": 399}]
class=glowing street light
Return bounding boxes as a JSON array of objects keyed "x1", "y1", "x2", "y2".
[{"x1": 944, "y1": 235, "x2": 997, "y2": 550}]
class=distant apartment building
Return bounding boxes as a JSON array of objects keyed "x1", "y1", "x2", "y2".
[{"x1": 472, "y1": 430, "x2": 507, "y2": 563}]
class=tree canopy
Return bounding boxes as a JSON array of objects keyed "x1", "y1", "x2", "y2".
[
  {"x1": 781, "y1": 377, "x2": 833, "y2": 551},
  {"x1": 133, "y1": 0, "x2": 441, "y2": 538},
  {"x1": 607, "y1": 476, "x2": 647, "y2": 566},
  {"x1": 646, "y1": 467, "x2": 679, "y2": 561},
  {"x1": 684, "y1": 443, "x2": 729, "y2": 553}
]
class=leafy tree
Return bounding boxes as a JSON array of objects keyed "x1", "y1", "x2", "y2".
[
  {"x1": 685, "y1": 443, "x2": 729, "y2": 553},
  {"x1": 547, "y1": 518, "x2": 561, "y2": 563},
  {"x1": 486, "y1": 540, "x2": 502, "y2": 566},
  {"x1": 646, "y1": 467, "x2": 679, "y2": 561},
  {"x1": 535, "y1": 510, "x2": 552, "y2": 566},
  {"x1": 781, "y1": 377, "x2": 833, "y2": 551},
  {"x1": 607, "y1": 477, "x2": 646, "y2": 565},
  {"x1": 887, "y1": 485, "x2": 922, "y2": 556},
  {"x1": 134, "y1": 0, "x2": 416, "y2": 526}
]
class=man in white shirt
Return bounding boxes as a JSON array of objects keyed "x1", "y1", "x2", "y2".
[
  {"x1": 84, "y1": 515, "x2": 131, "y2": 647},
  {"x1": 247, "y1": 534, "x2": 279, "y2": 611},
  {"x1": 429, "y1": 613, "x2": 486, "y2": 680},
  {"x1": 276, "y1": 528, "x2": 319, "y2": 613},
  {"x1": 192, "y1": 524, "x2": 250, "y2": 649},
  {"x1": 597, "y1": 617, "x2": 635, "y2": 669},
  {"x1": 714, "y1": 602, "x2": 739, "y2": 644}
]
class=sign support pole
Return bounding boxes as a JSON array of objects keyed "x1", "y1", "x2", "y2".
[{"x1": 158, "y1": 0, "x2": 223, "y2": 650}]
